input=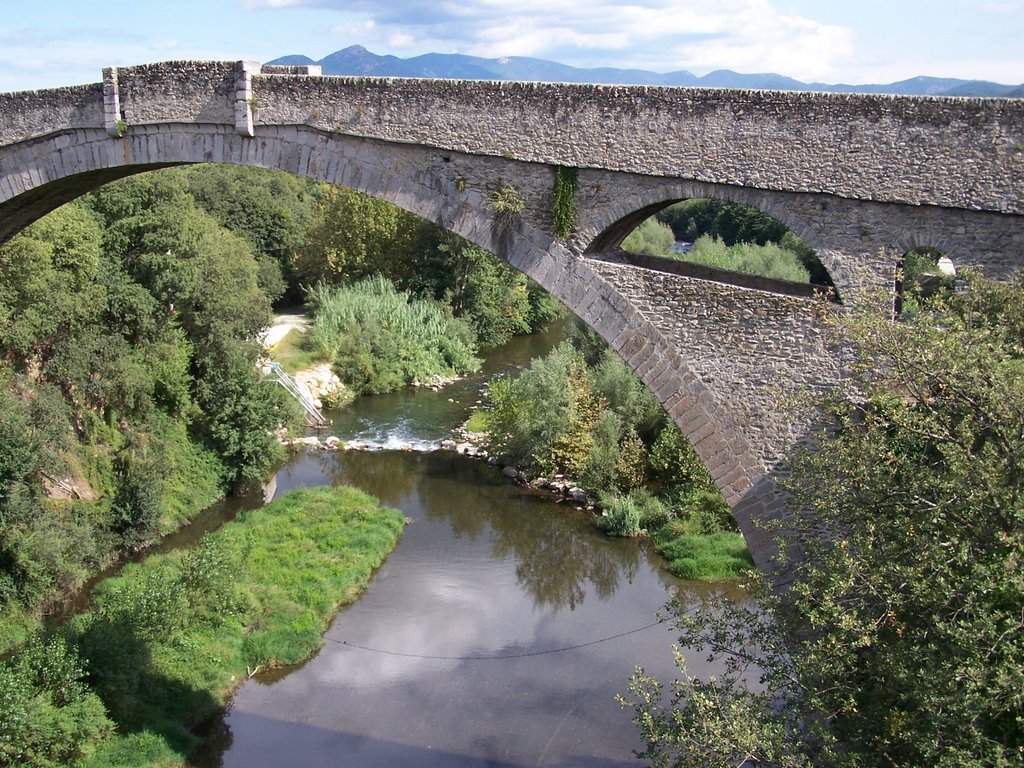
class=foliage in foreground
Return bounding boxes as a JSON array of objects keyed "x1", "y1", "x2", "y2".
[
  {"x1": 621, "y1": 273, "x2": 1024, "y2": 767},
  {"x1": 0, "y1": 486, "x2": 404, "y2": 767}
]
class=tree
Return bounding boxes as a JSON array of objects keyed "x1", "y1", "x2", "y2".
[
  {"x1": 0, "y1": 202, "x2": 105, "y2": 366},
  {"x1": 193, "y1": 338, "x2": 286, "y2": 487},
  {"x1": 621, "y1": 272, "x2": 1024, "y2": 767},
  {"x1": 292, "y1": 185, "x2": 420, "y2": 286},
  {"x1": 487, "y1": 342, "x2": 606, "y2": 476},
  {"x1": 184, "y1": 164, "x2": 319, "y2": 302}
]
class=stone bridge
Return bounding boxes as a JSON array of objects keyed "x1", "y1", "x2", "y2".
[{"x1": 1, "y1": 61, "x2": 1022, "y2": 570}]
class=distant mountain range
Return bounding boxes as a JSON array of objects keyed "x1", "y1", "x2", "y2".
[{"x1": 268, "y1": 45, "x2": 1023, "y2": 98}]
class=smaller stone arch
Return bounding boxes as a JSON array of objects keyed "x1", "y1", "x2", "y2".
[
  {"x1": 573, "y1": 174, "x2": 844, "y2": 288},
  {"x1": 582, "y1": 188, "x2": 837, "y2": 300}
]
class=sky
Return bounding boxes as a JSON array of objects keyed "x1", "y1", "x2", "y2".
[{"x1": 0, "y1": 0, "x2": 1021, "y2": 92}]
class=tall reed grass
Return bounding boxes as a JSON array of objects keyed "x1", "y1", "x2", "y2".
[{"x1": 306, "y1": 276, "x2": 479, "y2": 394}]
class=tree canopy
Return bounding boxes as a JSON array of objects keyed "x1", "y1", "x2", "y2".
[{"x1": 622, "y1": 272, "x2": 1024, "y2": 767}]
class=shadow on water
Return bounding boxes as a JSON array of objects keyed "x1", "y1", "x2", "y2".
[{"x1": 192, "y1": 710, "x2": 635, "y2": 768}]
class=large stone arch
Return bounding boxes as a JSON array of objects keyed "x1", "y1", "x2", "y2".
[
  {"x1": 0, "y1": 122, "x2": 785, "y2": 568},
  {"x1": 3, "y1": 61, "x2": 1021, "y2": 574}
]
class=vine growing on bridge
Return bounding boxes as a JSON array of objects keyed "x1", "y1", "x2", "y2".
[{"x1": 551, "y1": 165, "x2": 577, "y2": 239}]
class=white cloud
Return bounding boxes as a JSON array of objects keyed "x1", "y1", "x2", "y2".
[
  {"x1": 244, "y1": 0, "x2": 855, "y2": 80},
  {"x1": 980, "y1": 2, "x2": 1019, "y2": 12},
  {"x1": 152, "y1": 39, "x2": 178, "y2": 50}
]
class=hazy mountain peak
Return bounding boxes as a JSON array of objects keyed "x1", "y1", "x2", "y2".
[{"x1": 266, "y1": 47, "x2": 1022, "y2": 97}]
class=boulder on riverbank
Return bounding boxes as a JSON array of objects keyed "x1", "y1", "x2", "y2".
[{"x1": 294, "y1": 364, "x2": 353, "y2": 408}]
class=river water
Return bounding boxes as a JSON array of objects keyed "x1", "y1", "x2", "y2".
[{"x1": 193, "y1": 325, "x2": 733, "y2": 768}]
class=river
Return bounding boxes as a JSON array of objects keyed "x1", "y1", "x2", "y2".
[{"x1": 188, "y1": 324, "x2": 735, "y2": 767}]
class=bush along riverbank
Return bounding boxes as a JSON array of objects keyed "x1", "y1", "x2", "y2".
[
  {"x1": 0, "y1": 486, "x2": 405, "y2": 768},
  {"x1": 466, "y1": 320, "x2": 754, "y2": 581}
]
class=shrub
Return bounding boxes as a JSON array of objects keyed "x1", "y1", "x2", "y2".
[
  {"x1": 595, "y1": 492, "x2": 643, "y2": 537},
  {"x1": 489, "y1": 185, "x2": 526, "y2": 218},
  {"x1": 678, "y1": 235, "x2": 811, "y2": 282},
  {"x1": 551, "y1": 166, "x2": 577, "y2": 238},
  {"x1": 0, "y1": 638, "x2": 113, "y2": 768},
  {"x1": 622, "y1": 216, "x2": 675, "y2": 255},
  {"x1": 652, "y1": 529, "x2": 754, "y2": 579},
  {"x1": 307, "y1": 276, "x2": 480, "y2": 395}
]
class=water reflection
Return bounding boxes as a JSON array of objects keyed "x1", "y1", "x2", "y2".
[
  {"x1": 489, "y1": 494, "x2": 640, "y2": 611},
  {"x1": 204, "y1": 448, "x2": 693, "y2": 768}
]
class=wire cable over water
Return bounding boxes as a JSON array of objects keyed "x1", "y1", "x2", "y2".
[{"x1": 324, "y1": 617, "x2": 673, "y2": 661}]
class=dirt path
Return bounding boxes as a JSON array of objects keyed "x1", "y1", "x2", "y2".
[{"x1": 259, "y1": 312, "x2": 308, "y2": 349}]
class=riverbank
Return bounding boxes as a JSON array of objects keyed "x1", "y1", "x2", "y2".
[
  {"x1": 451, "y1": 413, "x2": 753, "y2": 581},
  {"x1": 3, "y1": 486, "x2": 404, "y2": 768}
]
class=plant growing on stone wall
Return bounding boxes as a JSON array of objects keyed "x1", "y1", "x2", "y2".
[
  {"x1": 114, "y1": 119, "x2": 129, "y2": 137},
  {"x1": 551, "y1": 165, "x2": 577, "y2": 239},
  {"x1": 489, "y1": 185, "x2": 526, "y2": 220}
]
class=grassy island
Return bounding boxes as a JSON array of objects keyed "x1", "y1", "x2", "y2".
[{"x1": 1, "y1": 486, "x2": 405, "y2": 768}]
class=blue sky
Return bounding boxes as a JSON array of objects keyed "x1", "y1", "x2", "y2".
[{"x1": 1, "y1": 0, "x2": 1021, "y2": 92}]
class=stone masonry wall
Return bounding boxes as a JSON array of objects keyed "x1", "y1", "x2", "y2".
[
  {"x1": 252, "y1": 73, "x2": 1024, "y2": 215},
  {"x1": 587, "y1": 258, "x2": 842, "y2": 473},
  {"x1": 113, "y1": 61, "x2": 237, "y2": 126},
  {"x1": 0, "y1": 85, "x2": 104, "y2": 144},
  {"x1": 2, "y1": 61, "x2": 1021, "y2": 217}
]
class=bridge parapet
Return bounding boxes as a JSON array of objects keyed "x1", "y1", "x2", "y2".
[
  {"x1": 251, "y1": 72, "x2": 1024, "y2": 214},
  {"x1": 0, "y1": 84, "x2": 104, "y2": 145},
  {"x1": 1, "y1": 60, "x2": 1021, "y2": 216}
]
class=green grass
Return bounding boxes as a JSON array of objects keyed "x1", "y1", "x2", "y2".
[
  {"x1": 653, "y1": 527, "x2": 755, "y2": 580},
  {"x1": 268, "y1": 327, "x2": 325, "y2": 374},
  {"x1": 463, "y1": 408, "x2": 490, "y2": 433},
  {"x1": 156, "y1": 417, "x2": 225, "y2": 533},
  {"x1": 66, "y1": 486, "x2": 405, "y2": 766},
  {"x1": 0, "y1": 604, "x2": 41, "y2": 655}
]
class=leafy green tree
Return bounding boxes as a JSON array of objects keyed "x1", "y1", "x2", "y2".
[
  {"x1": 293, "y1": 185, "x2": 421, "y2": 286},
  {"x1": 0, "y1": 202, "x2": 105, "y2": 366},
  {"x1": 185, "y1": 165, "x2": 317, "y2": 251},
  {"x1": 404, "y1": 228, "x2": 559, "y2": 345},
  {"x1": 184, "y1": 165, "x2": 319, "y2": 302},
  {"x1": 487, "y1": 342, "x2": 605, "y2": 476},
  {"x1": 658, "y1": 198, "x2": 788, "y2": 246},
  {"x1": 622, "y1": 272, "x2": 1024, "y2": 767},
  {"x1": 622, "y1": 216, "x2": 676, "y2": 255},
  {"x1": 427, "y1": 234, "x2": 532, "y2": 347},
  {"x1": 193, "y1": 338, "x2": 286, "y2": 487},
  {"x1": 88, "y1": 172, "x2": 272, "y2": 345}
]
